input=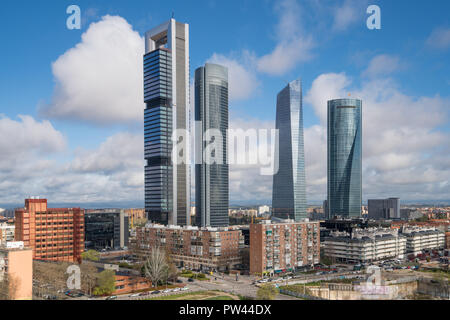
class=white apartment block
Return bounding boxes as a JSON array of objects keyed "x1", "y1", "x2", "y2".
[
  {"x1": 401, "y1": 226, "x2": 445, "y2": 255},
  {"x1": 323, "y1": 228, "x2": 407, "y2": 264},
  {"x1": 0, "y1": 223, "x2": 15, "y2": 245}
]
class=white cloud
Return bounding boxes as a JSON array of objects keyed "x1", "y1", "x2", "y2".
[
  {"x1": 207, "y1": 53, "x2": 259, "y2": 101},
  {"x1": 362, "y1": 54, "x2": 401, "y2": 78},
  {"x1": 331, "y1": 0, "x2": 364, "y2": 31},
  {"x1": 41, "y1": 15, "x2": 145, "y2": 125},
  {"x1": 0, "y1": 115, "x2": 66, "y2": 162},
  {"x1": 426, "y1": 27, "x2": 450, "y2": 50},
  {"x1": 256, "y1": 0, "x2": 314, "y2": 75}
]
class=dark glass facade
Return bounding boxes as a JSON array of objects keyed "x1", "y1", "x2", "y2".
[
  {"x1": 84, "y1": 210, "x2": 129, "y2": 250},
  {"x1": 327, "y1": 98, "x2": 362, "y2": 218},
  {"x1": 272, "y1": 79, "x2": 307, "y2": 221},
  {"x1": 195, "y1": 64, "x2": 229, "y2": 227}
]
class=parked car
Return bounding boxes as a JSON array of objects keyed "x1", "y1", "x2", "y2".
[
  {"x1": 188, "y1": 278, "x2": 194, "y2": 282},
  {"x1": 173, "y1": 288, "x2": 181, "y2": 292},
  {"x1": 130, "y1": 293, "x2": 140, "y2": 298},
  {"x1": 105, "y1": 296, "x2": 117, "y2": 300},
  {"x1": 181, "y1": 287, "x2": 189, "y2": 291},
  {"x1": 176, "y1": 279, "x2": 183, "y2": 283},
  {"x1": 151, "y1": 290, "x2": 160, "y2": 295}
]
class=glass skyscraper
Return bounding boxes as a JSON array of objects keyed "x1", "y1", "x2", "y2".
[
  {"x1": 327, "y1": 98, "x2": 362, "y2": 218},
  {"x1": 195, "y1": 63, "x2": 229, "y2": 227},
  {"x1": 272, "y1": 79, "x2": 307, "y2": 221},
  {"x1": 144, "y1": 19, "x2": 190, "y2": 226}
]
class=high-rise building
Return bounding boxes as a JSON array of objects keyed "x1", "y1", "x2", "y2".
[
  {"x1": 368, "y1": 198, "x2": 400, "y2": 220},
  {"x1": 144, "y1": 18, "x2": 190, "y2": 226},
  {"x1": 195, "y1": 63, "x2": 229, "y2": 227},
  {"x1": 272, "y1": 79, "x2": 307, "y2": 221},
  {"x1": 327, "y1": 98, "x2": 362, "y2": 218},
  {"x1": 14, "y1": 198, "x2": 84, "y2": 263}
]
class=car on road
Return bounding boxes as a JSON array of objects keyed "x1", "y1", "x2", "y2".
[
  {"x1": 151, "y1": 291, "x2": 161, "y2": 295},
  {"x1": 181, "y1": 287, "x2": 189, "y2": 291},
  {"x1": 188, "y1": 278, "x2": 194, "y2": 282},
  {"x1": 162, "y1": 289, "x2": 172, "y2": 293},
  {"x1": 173, "y1": 288, "x2": 181, "y2": 292},
  {"x1": 130, "y1": 293, "x2": 140, "y2": 298},
  {"x1": 105, "y1": 296, "x2": 117, "y2": 300},
  {"x1": 176, "y1": 279, "x2": 183, "y2": 283}
]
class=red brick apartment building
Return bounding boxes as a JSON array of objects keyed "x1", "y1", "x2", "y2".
[
  {"x1": 135, "y1": 224, "x2": 245, "y2": 272},
  {"x1": 113, "y1": 273, "x2": 152, "y2": 295},
  {"x1": 250, "y1": 220, "x2": 320, "y2": 275},
  {"x1": 14, "y1": 198, "x2": 84, "y2": 263}
]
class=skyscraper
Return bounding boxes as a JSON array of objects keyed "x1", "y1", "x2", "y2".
[
  {"x1": 195, "y1": 63, "x2": 229, "y2": 227},
  {"x1": 144, "y1": 19, "x2": 190, "y2": 226},
  {"x1": 272, "y1": 79, "x2": 307, "y2": 221},
  {"x1": 327, "y1": 98, "x2": 362, "y2": 218}
]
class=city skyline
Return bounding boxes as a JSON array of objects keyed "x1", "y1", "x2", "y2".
[{"x1": 0, "y1": 1, "x2": 449, "y2": 206}]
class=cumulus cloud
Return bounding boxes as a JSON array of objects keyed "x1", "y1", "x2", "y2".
[
  {"x1": 362, "y1": 54, "x2": 402, "y2": 78},
  {"x1": 207, "y1": 53, "x2": 259, "y2": 101},
  {"x1": 41, "y1": 15, "x2": 145, "y2": 125},
  {"x1": 426, "y1": 27, "x2": 450, "y2": 50},
  {"x1": 303, "y1": 72, "x2": 450, "y2": 201},
  {"x1": 0, "y1": 115, "x2": 66, "y2": 163}
]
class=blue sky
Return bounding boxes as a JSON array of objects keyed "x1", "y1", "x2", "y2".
[{"x1": 0, "y1": 0, "x2": 449, "y2": 207}]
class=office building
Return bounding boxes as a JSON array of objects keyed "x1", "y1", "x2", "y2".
[
  {"x1": 368, "y1": 198, "x2": 400, "y2": 220},
  {"x1": 14, "y1": 198, "x2": 84, "y2": 263},
  {"x1": 0, "y1": 242, "x2": 33, "y2": 300},
  {"x1": 322, "y1": 228, "x2": 406, "y2": 264},
  {"x1": 327, "y1": 98, "x2": 362, "y2": 218},
  {"x1": 250, "y1": 220, "x2": 320, "y2": 275},
  {"x1": 144, "y1": 18, "x2": 190, "y2": 226},
  {"x1": 135, "y1": 224, "x2": 244, "y2": 272},
  {"x1": 84, "y1": 209, "x2": 129, "y2": 250},
  {"x1": 195, "y1": 63, "x2": 229, "y2": 227},
  {"x1": 272, "y1": 79, "x2": 307, "y2": 221}
]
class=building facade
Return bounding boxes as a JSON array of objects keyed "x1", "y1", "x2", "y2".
[
  {"x1": 84, "y1": 209, "x2": 129, "y2": 250},
  {"x1": 0, "y1": 242, "x2": 33, "y2": 300},
  {"x1": 368, "y1": 198, "x2": 400, "y2": 220},
  {"x1": 250, "y1": 220, "x2": 320, "y2": 275},
  {"x1": 272, "y1": 79, "x2": 307, "y2": 221},
  {"x1": 0, "y1": 223, "x2": 15, "y2": 245},
  {"x1": 327, "y1": 98, "x2": 362, "y2": 218},
  {"x1": 195, "y1": 63, "x2": 229, "y2": 227},
  {"x1": 135, "y1": 224, "x2": 244, "y2": 272},
  {"x1": 144, "y1": 18, "x2": 190, "y2": 226},
  {"x1": 14, "y1": 199, "x2": 84, "y2": 263},
  {"x1": 401, "y1": 226, "x2": 445, "y2": 255},
  {"x1": 323, "y1": 228, "x2": 406, "y2": 264},
  {"x1": 124, "y1": 208, "x2": 147, "y2": 228}
]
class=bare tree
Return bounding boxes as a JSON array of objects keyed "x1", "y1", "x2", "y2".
[
  {"x1": 0, "y1": 274, "x2": 19, "y2": 300},
  {"x1": 143, "y1": 246, "x2": 168, "y2": 288}
]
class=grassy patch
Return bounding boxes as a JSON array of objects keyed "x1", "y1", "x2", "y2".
[{"x1": 205, "y1": 296, "x2": 235, "y2": 300}]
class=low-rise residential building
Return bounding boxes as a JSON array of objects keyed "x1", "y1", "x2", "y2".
[
  {"x1": 250, "y1": 220, "x2": 320, "y2": 275},
  {"x1": 0, "y1": 223, "x2": 15, "y2": 245},
  {"x1": 0, "y1": 242, "x2": 33, "y2": 300},
  {"x1": 113, "y1": 273, "x2": 152, "y2": 295},
  {"x1": 135, "y1": 224, "x2": 245, "y2": 272},
  {"x1": 323, "y1": 228, "x2": 406, "y2": 264},
  {"x1": 401, "y1": 226, "x2": 445, "y2": 255}
]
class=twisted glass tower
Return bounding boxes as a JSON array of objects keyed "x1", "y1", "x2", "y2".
[
  {"x1": 272, "y1": 79, "x2": 307, "y2": 221},
  {"x1": 144, "y1": 19, "x2": 190, "y2": 226},
  {"x1": 327, "y1": 98, "x2": 362, "y2": 218},
  {"x1": 195, "y1": 63, "x2": 229, "y2": 227}
]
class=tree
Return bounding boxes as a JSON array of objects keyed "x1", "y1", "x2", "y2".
[
  {"x1": 0, "y1": 274, "x2": 19, "y2": 300},
  {"x1": 81, "y1": 250, "x2": 100, "y2": 262},
  {"x1": 256, "y1": 284, "x2": 279, "y2": 300},
  {"x1": 143, "y1": 246, "x2": 168, "y2": 288},
  {"x1": 93, "y1": 270, "x2": 116, "y2": 296}
]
